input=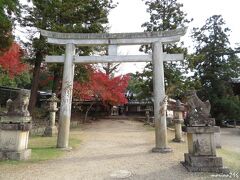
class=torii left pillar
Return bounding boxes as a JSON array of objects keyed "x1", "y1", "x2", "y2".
[{"x1": 57, "y1": 43, "x2": 75, "y2": 149}]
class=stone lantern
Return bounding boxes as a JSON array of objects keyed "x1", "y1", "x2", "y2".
[
  {"x1": 144, "y1": 106, "x2": 151, "y2": 125},
  {"x1": 0, "y1": 89, "x2": 32, "y2": 160},
  {"x1": 172, "y1": 100, "x2": 185, "y2": 142},
  {"x1": 44, "y1": 93, "x2": 59, "y2": 137}
]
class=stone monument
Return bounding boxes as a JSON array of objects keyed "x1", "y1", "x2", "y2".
[
  {"x1": 111, "y1": 106, "x2": 119, "y2": 116},
  {"x1": 181, "y1": 90, "x2": 229, "y2": 173},
  {"x1": 0, "y1": 89, "x2": 32, "y2": 160},
  {"x1": 44, "y1": 93, "x2": 59, "y2": 137},
  {"x1": 172, "y1": 100, "x2": 184, "y2": 142}
]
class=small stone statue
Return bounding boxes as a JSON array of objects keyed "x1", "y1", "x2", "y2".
[
  {"x1": 6, "y1": 89, "x2": 30, "y2": 117},
  {"x1": 185, "y1": 90, "x2": 215, "y2": 126},
  {"x1": 111, "y1": 106, "x2": 118, "y2": 116}
]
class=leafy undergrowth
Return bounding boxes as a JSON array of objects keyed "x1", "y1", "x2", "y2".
[
  {"x1": 0, "y1": 134, "x2": 81, "y2": 165},
  {"x1": 217, "y1": 148, "x2": 240, "y2": 171}
]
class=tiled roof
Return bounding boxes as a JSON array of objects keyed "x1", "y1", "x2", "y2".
[{"x1": 231, "y1": 78, "x2": 240, "y2": 83}]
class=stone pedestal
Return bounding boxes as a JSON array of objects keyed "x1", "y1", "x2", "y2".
[
  {"x1": 44, "y1": 125, "x2": 58, "y2": 137},
  {"x1": 0, "y1": 116, "x2": 32, "y2": 160},
  {"x1": 214, "y1": 131, "x2": 221, "y2": 148},
  {"x1": 181, "y1": 126, "x2": 229, "y2": 173}
]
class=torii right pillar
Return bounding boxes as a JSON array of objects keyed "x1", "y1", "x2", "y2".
[{"x1": 152, "y1": 41, "x2": 172, "y2": 153}]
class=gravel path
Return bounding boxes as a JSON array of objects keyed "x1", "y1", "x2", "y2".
[{"x1": 0, "y1": 119, "x2": 223, "y2": 180}]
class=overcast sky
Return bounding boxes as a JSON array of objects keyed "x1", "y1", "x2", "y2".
[
  {"x1": 109, "y1": 0, "x2": 240, "y2": 75},
  {"x1": 17, "y1": 0, "x2": 240, "y2": 75}
]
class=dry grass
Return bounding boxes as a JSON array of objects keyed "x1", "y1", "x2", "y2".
[{"x1": 218, "y1": 148, "x2": 240, "y2": 171}]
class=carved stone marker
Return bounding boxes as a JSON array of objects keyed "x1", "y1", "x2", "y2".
[
  {"x1": 181, "y1": 90, "x2": 229, "y2": 173},
  {"x1": 44, "y1": 93, "x2": 59, "y2": 137},
  {"x1": 172, "y1": 100, "x2": 184, "y2": 142},
  {"x1": 0, "y1": 89, "x2": 32, "y2": 160},
  {"x1": 152, "y1": 95, "x2": 172, "y2": 153}
]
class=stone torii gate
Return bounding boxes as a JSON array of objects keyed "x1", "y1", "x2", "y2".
[{"x1": 40, "y1": 28, "x2": 187, "y2": 152}]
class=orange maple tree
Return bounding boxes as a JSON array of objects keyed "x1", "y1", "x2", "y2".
[
  {"x1": 0, "y1": 42, "x2": 27, "y2": 78},
  {"x1": 74, "y1": 70, "x2": 130, "y2": 105}
]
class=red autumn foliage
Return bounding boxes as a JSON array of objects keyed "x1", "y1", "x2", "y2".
[
  {"x1": 0, "y1": 43, "x2": 27, "y2": 78},
  {"x1": 74, "y1": 71, "x2": 130, "y2": 105}
]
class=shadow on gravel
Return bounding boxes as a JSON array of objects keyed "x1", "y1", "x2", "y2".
[
  {"x1": 104, "y1": 164, "x2": 208, "y2": 180},
  {"x1": 54, "y1": 151, "x2": 152, "y2": 163}
]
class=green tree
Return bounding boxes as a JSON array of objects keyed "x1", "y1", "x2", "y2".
[
  {"x1": 190, "y1": 15, "x2": 240, "y2": 124},
  {"x1": 130, "y1": 0, "x2": 191, "y2": 100},
  {"x1": 20, "y1": 0, "x2": 115, "y2": 114},
  {"x1": 0, "y1": 68, "x2": 31, "y2": 88},
  {"x1": 127, "y1": 72, "x2": 152, "y2": 101},
  {"x1": 0, "y1": 0, "x2": 19, "y2": 53}
]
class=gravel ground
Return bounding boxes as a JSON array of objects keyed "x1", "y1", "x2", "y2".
[
  {"x1": 220, "y1": 128, "x2": 240, "y2": 152},
  {"x1": 0, "y1": 119, "x2": 234, "y2": 180}
]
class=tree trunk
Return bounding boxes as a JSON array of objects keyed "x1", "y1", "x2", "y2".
[
  {"x1": 52, "y1": 65, "x2": 63, "y2": 94},
  {"x1": 28, "y1": 51, "x2": 43, "y2": 116},
  {"x1": 84, "y1": 102, "x2": 94, "y2": 123},
  {"x1": 103, "y1": 63, "x2": 120, "y2": 76},
  {"x1": 105, "y1": 63, "x2": 110, "y2": 76}
]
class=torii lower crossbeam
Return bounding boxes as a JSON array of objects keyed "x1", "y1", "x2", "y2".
[{"x1": 45, "y1": 54, "x2": 183, "y2": 64}]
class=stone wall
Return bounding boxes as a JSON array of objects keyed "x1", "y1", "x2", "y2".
[
  {"x1": 0, "y1": 86, "x2": 19, "y2": 107},
  {"x1": 29, "y1": 121, "x2": 81, "y2": 136}
]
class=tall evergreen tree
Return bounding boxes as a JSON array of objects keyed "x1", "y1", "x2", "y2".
[
  {"x1": 190, "y1": 15, "x2": 240, "y2": 124},
  {"x1": 20, "y1": 0, "x2": 115, "y2": 114},
  {"x1": 131, "y1": 0, "x2": 191, "y2": 100},
  {"x1": 0, "y1": 0, "x2": 19, "y2": 53}
]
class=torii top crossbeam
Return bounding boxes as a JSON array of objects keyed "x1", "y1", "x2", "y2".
[
  {"x1": 40, "y1": 27, "x2": 187, "y2": 64},
  {"x1": 40, "y1": 27, "x2": 187, "y2": 45}
]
